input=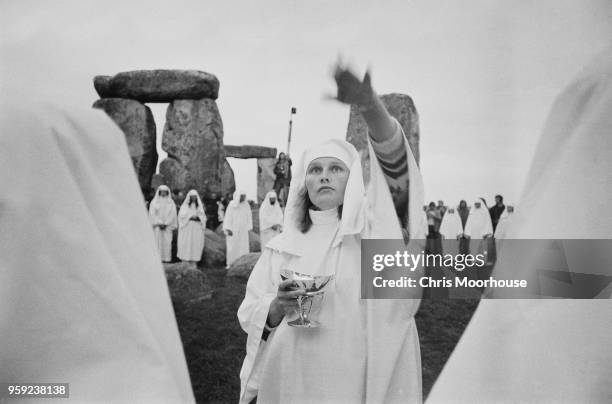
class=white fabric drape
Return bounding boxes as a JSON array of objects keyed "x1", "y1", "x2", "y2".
[
  {"x1": 428, "y1": 49, "x2": 612, "y2": 404},
  {"x1": 0, "y1": 101, "x2": 194, "y2": 403}
]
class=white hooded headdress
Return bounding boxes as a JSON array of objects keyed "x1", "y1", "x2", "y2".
[
  {"x1": 150, "y1": 185, "x2": 177, "y2": 220},
  {"x1": 268, "y1": 137, "x2": 424, "y2": 254},
  {"x1": 178, "y1": 189, "x2": 207, "y2": 225},
  {"x1": 259, "y1": 191, "x2": 283, "y2": 231}
]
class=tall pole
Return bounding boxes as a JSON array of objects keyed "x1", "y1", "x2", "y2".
[{"x1": 287, "y1": 107, "x2": 296, "y2": 155}]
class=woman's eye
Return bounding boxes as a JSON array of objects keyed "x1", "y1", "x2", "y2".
[
  {"x1": 331, "y1": 165, "x2": 343, "y2": 173},
  {"x1": 309, "y1": 166, "x2": 322, "y2": 174}
]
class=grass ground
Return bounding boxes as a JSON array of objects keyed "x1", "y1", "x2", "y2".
[{"x1": 173, "y1": 267, "x2": 480, "y2": 403}]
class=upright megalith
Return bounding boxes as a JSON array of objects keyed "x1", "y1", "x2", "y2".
[
  {"x1": 257, "y1": 157, "x2": 276, "y2": 204},
  {"x1": 92, "y1": 69, "x2": 233, "y2": 200},
  {"x1": 93, "y1": 70, "x2": 219, "y2": 102},
  {"x1": 160, "y1": 99, "x2": 229, "y2": 198},
  {"x1": 92, "y1": 98, "x2": 157, "y2": 192},
  {"x1": 220, "y1": 159, "x2": 236, "y2": 198},
  {"x1": 346, "y1": 93, "x2": 420, "y2": 184}
]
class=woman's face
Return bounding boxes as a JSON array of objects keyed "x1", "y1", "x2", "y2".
[{"x1": 305, "y1": 157, "x2": 349, "y2": 210}]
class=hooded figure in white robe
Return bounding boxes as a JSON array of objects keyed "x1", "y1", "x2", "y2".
[
  {"x1": 463, "y1": 200, "x2": 494, "y2": 269},
  {"x1": 464, "y1": 200, "x2": 493, "y2": 239},
  {"x1": 237, "y1": 125, "x2": 425, "y2": 403},
  {"x1": 178, "y1": 189, "x2": 207, "y2": 263},
  {"x1": 439, "y1": 208, "x2": 463, "y2": 240},
  {"x1": 493, "y1": 205, "x2": 514, "y2": 239},
  {"x1": 259, "y1": 191, "x2": 284, "y2": 247},
  {"x1": 428, "y1": 50, "x2": 612, "y2": 403},
  {"x1": 0, "y1": 101, "x2": 194, "y2": 402},
  {"x1": 149, "y1": 185, "x2": 178, "y2": 262},
  {"x1": 438, "y1": 207, "x2": 463, "y2": 264},
  {"x1": 224, "y1": 191, "x2": 253, "y2": 267}
]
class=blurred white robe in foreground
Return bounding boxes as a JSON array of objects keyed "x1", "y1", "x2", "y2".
[
  {"x1": 0, "y1": 102, "x2": 194, "y2": 403},
  {"x1": 149, "y1": 185, "x2": 178, "y2": 262},
  {"x1": 178, "y1": 189, "x2": 207, "y2": 262},
  {"x1": 259, "y1": 191, "x2": 284, "y2": 247},
  {"x1": 224, "y1": 191, "x2": 253, "y2": 266},
  {"x1": 238, "y1": 121, "x2": 425, "y2": 404},
  {"x1": 428, "y1": 50, "x2": 612, "y2": 404}
]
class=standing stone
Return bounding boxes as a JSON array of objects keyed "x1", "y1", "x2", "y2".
[
  {"x1": 257, "y1": 157, "x2": 276, "y2": 204},
  {"x1": 346, "y1": 93, "x2": 420, "y2": 184},
  {"x1": 93, "y1": 70, "x2": 219, "y2": 102},
  {"x1": 93, "y1": 98, "x2": 157, "y2": 193},
  {"x1": 160, "y1": 99, "x2": 233, "y2": 197},
  {"x1": 220, "y1": 159, "x2": 236, "y2": 198},
  {"x1": 151, "y1": 173, "x2": 165, "y2": 190}
]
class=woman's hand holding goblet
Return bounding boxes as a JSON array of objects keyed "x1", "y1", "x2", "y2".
[{"x1": 267, "y1": 279, "x2": 306, "y2": 328}]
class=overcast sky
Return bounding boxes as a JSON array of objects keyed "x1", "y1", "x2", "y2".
[{"x1": 2, "y1": 0, "x2": 610, "y2": 206}]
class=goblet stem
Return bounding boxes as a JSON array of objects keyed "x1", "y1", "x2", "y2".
[
  {"x1": 297, "y1": 296, "x2": 305, "y2": 324},
  {"x1": 302, "y1": 297, "x2": 309, "y2": 323}
]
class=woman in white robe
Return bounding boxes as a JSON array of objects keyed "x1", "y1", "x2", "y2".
[
  {"x1": 149, "y1": 185, "x2": 178, "y2": 262},
  {"x1": 178, "y1": 189, "x2": 207, "y2": 263},
  {"x1": 237, "y1": 64, "x2": 425, "y2": 404},
  {"x1": 259, "y1": 191, "x2": 284, "y2": 247},
  {"x1": 224, "y1": 191, "x2": 253, "y2": 267}
]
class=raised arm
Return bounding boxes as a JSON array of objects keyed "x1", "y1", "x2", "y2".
[{"x1": 331, "y1": 63, "x2": 410, "y2": 226}]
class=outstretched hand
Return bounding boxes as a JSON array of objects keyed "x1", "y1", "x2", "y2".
[{"x1": 329, "y1": 61, "x2": 376, "y2": 109}]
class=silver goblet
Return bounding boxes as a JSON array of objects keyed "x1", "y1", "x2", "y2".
[{"x1": 280, "y1": 269, "x2": 333, "y2": 328}]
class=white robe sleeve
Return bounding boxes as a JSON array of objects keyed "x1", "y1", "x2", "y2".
[
  {"x1": 148, "y1": 206, "x2": 161, "y2": 226},
  {"x1": 246, "y1": 205, "x2": 253, "y2": 231},
  {"x1": 166, "y1": 206, "x2": 178, "y2": 230},
  {"x1": 237, "y1": 248, "x2": 281, "y2": 404},
  {"x1": 178, "y1": 208, "x2": 191, "y2": 229},
  {"x1": 223, "y1": 204, "x2": 234, "y2": 232}
]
